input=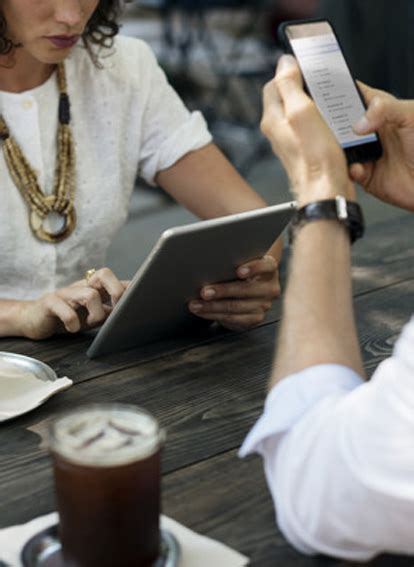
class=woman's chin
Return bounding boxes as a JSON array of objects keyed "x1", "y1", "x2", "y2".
[
  {"x1": 39, "y1": 49, "x2": 73, "y2": 64},
  {"x1": 29, "y1": 42, "x2": 78, "y2": 65}
]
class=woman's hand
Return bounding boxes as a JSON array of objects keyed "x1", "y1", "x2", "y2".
[
  {"x1": 261, "y1": 55, "x2": 355, "y2": 205},
  {"x1": 188, "y1": 255, "x2": 280, "y2": 331},
  {"x1": 18, "y1": 268, "x2": 127, "y2": 340},
  {"x1": 351, "y1": 83, "x2": 414, "y2": 212}
]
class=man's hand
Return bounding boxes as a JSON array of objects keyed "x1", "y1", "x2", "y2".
[
  {"x1": 17, "y1": 268, "x2": 127, "y2": 340},
  {"x1": 351, "y1": 83, "x2": 414, "y2": 212},
  {"x1": 188, "y1": 255, "x2": 280, "y2": 330},
  {"x1": 260, "y1": 55, "x2": 365, "y2": 383},
  {"x1": 261, "y1": 55, "x2": 355, "y2": 205}
]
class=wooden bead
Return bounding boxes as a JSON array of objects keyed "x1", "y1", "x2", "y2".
[
  {"x1": 0, "y1": 62, "x2": 76, "y2": 243},
  {"x1": 59, "y1": 93, "x2": 71, "y2": 125}
]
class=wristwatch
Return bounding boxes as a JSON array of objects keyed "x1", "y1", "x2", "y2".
[{"x1": 290, "y1": 196, "x2": 365, "y2": 244}]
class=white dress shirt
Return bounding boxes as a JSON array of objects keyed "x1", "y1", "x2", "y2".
[
  {"x1": 240, "y1": 316, "x2": 414, "y2": 561},
  {"x1": 0, "y1": 35, "x2": 211, "y2": 300}
]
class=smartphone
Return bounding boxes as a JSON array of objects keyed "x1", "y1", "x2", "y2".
[{"x1": 278, "y1": 19, "x2": 382, "y2": 164}]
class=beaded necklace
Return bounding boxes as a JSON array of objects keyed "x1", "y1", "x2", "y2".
[{"x1": 0, "y1": 62, "x2": 76, "y2": 243}]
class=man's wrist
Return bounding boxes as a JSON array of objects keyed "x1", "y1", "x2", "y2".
[
  {"x1": 293, "y1": 178, "x2": 356, "y2": 207},
  {"x1": 291, "y1": 197, "x2": 365, "y2": 244}
]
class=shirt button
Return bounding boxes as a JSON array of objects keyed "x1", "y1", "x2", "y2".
[{"x1": 22, "y1": 100, "x2": 33, "y2": 110}]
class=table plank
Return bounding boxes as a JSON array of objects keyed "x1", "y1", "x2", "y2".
[{"x1": 350, "y1": 212, "x2": 414, "y2": 294}]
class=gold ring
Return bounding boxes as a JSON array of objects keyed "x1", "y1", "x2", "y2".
[{"x1": 84, "y1": 268, "x2": 96, "y2": 284}]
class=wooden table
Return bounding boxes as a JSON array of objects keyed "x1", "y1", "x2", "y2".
[{"x1": 1, "y1": 213, "x2": 413, "y2": 566}]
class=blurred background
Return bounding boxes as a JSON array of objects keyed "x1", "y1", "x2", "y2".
[{"x1": 107, "y1": 0, "x2": 414, "y2": 277}]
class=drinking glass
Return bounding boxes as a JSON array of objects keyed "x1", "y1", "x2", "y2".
[{"x1": 49, "y1": 404, "x2": 163, "y2": 567}]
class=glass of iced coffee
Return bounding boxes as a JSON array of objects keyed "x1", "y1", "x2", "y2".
[{"x1": 49, "y1": 404, "x2": 163, "y2": 567}]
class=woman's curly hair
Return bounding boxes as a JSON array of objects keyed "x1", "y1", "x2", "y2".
[{"x1": 0, "y1": 0, "x2": 123, "y2": 61}]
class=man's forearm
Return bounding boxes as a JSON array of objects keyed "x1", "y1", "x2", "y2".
[{"x1": 271, "y1": 220, "x2": 365, "y2": 387}]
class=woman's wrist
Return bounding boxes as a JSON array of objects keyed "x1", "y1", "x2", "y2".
[{"x1": 0, "y1": 300, "x2": 29, "y2": 338}]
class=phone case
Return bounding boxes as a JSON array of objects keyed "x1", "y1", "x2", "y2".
[{"x1": 277, "y1": 18, "x2": 382, "y2": 164}]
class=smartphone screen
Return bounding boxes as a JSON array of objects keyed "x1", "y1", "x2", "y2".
[{"x1": 282, "y1": 20, "x2": 382, "y2": 162}]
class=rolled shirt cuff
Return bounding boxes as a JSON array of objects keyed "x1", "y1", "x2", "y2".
[
  {"x1": 140, "y1": 111, "x2": 213, "y2": 186},
  {"x1": 239, "y1": 364, "x2": 364, "y2": 458}
]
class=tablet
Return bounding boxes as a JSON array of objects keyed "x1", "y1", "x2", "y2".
[{"x1": 87, "y1": 201, "x2": 295, "y2": 358}]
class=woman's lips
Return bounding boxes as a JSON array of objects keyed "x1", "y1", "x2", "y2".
[{"x1": 46, "y1": 35, "x2": 80, "y2": 49}]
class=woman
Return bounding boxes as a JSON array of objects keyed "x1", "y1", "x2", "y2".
[{"x1": 0, "y1": 0, "x2": 282, "y2": 340}]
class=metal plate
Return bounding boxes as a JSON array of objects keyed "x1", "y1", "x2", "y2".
[
  {"x1": 0, "y1": 352, "x2": 57, "y2": 382},
  {"x1": 0, "y1": 352, "x2": 68, "y2": 423},
  {"x1": 21, "y1": 524, "x2": 181, "y2": 567}
]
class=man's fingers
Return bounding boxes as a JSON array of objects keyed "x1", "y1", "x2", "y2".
[
  {"x1": 273, "y1": 54, "x2": 338, "y2": 157},
  {"x1": 349, "y1": 162, "x2": 375, "y2": 187},
  {"x1": 261, "y1": 75, "x2": 286, "y2": 148},
  {"x1": 356, "y1": 81, "x2": 385, "y2": 105},
  {"x1": 262, "y1": 78, "x2": 284, "y2": 122},
  {"x1": 275, "y1": 55, "x2": 304, "y2": 95},
  {"x1": 274, "y1": 55, "x2": 311, "y2": 119},
  {"x1": 354, "y1": 86, "x2": 410, "y2": 135},
  {"x1": 352, "y1": 95, "x2": 385, "y2": 135}
]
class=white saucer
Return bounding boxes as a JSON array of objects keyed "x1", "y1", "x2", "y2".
[{"x1": 0, "y1": 352, "x2": 72, "y2": 422}]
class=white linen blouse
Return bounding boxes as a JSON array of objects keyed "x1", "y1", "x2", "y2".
[{"x1": 0, "y1": 35, "x2": 211, "y2": 300}]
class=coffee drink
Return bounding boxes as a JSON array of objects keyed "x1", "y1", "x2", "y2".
[{"x1": 49, "y1": 405, "x2": 162, "y2": 567}]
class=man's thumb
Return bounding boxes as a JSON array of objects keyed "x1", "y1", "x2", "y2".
[{"x1": 354, "y1": 91, "x2": 406, "y2": 134}]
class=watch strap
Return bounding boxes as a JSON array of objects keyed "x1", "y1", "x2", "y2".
[{"x1": 291, "y1": 196, "x2": 365, "y2": 244}]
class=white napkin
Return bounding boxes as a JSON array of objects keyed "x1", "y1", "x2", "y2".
[
  {"x1": 0, "y1": 512, "x2": 249, "y2": 567},
  {"x1": 0, "y1": 377, "x2": 72, "y2": 422}
]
